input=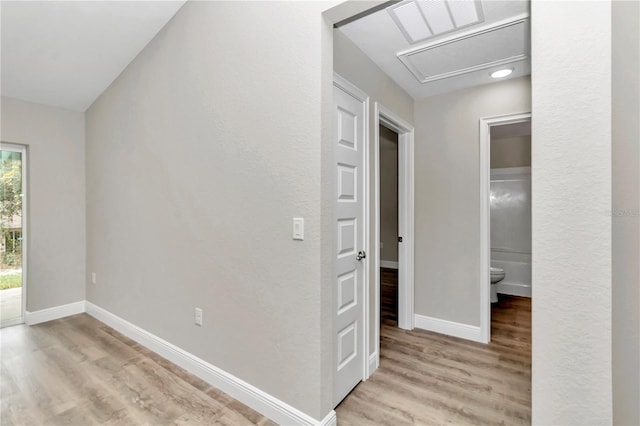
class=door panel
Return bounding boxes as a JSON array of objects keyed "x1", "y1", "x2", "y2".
[{"x1": 333, "y1": 83, "x2": 366, "y2": 406}]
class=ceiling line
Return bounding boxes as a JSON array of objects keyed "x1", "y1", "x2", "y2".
[{"x1": 333, "y1": 1, "x2": 399, "y2": 28}]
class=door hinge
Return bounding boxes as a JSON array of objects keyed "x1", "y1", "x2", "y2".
[{"x1": 398, "y1": 236, "x2": 403, "y2": 243}]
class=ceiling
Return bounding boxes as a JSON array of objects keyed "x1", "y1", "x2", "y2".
[
  {"x1": 339, "y1": 0, "x2": 530, "y2": 99},
  {"x1": 1, "y1": 1, "x2": 186, "y2": 112}
]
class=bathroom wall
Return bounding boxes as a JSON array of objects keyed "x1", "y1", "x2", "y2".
[
  {"x1": 414, "y1": 76, "x2": 531, "y2": 326},
  {"x1": 379, "y1": 125, "x2": 398, "y2": 264},
  {"x1": 490, "y1": 167, "x2": 531, "y2": 297},
  {"x1": 490, "y1": 136, "x2": 531, "y2": 168}
]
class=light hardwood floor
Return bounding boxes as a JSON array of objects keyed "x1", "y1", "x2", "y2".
[
  {"x1": 1, "y1": 272, "x2": 530, "y2": 425},
  {"x1": 0, "y1": 314, "x2": 275, "y2": 426},
  {"x1": 336, "y1": 268, "x2": 532, "y2": 425}
]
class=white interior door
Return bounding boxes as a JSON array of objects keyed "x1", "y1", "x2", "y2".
[{"x1": 333, "y1": 81, "x2": 366, "y2": 406}]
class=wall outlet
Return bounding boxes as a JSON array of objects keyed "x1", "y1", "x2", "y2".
[
  {"x1": 91, "y1": 272, "x2": 97, "y2": 284},
  {"x1": 195, "y1": 308, "x2": 203, "y2": 326}
]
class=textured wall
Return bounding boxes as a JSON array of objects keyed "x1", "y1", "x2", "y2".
[
  {"x1": 612, "y1": 1, "x2": 640, "y2": 424},
  {"x1": 531, "y1": 1, "x2": 612, "y2": 424},
  {"x1": 1, "y1": 97, "x2": 86, "y2": 311},
  {"x1": 379, "y1": 125, "x2": 398, "y2": 263},
  {"x1": 413, "y1": 77, "x2": 531, "y2": 325},
  {"x1": 333, "y1": 29, "x2": 414, "y2": 355},
  {"x1": 86, "y1": 1, "x2": 333, "y2": 419}
]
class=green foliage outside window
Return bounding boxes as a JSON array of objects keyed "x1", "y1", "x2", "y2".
[{"x1": 1, "y1": 151, "x2": 23, "y2": 268}]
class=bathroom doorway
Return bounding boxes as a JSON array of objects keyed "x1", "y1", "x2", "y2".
[{"x1": 479, "y1": 114, "x2": 532, "y2": 343}]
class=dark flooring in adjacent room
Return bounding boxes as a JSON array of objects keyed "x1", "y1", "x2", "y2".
[{"x1": 336, "y1": 267, "x2": 532, "y2": 425}]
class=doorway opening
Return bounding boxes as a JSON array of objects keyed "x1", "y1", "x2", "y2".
[
  {"x1": 1, "y1": 143, "x2": 27, "y2": 328},
  {"x1": 378, "y1": 124, "x2": 399, "y2": 328},
  {"x1": 370, "y1": 103, "x2": 414, "y2": 374},
  {"x1": 479, "y1": 113, "x2": 531, "y2": 342}
]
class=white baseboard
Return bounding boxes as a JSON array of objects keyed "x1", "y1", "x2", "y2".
[
  {"x1": 85, "y1": 302, "x2": 335, "y2": 426},
  {"x1": 414, "y1": 314, "x2": 483, "y2": 343},
  {"x1": 497, "y1": 282, "x2": 531, "y2": 298},
  {"x1": 25, "y1": 301, "x2": 85, "y2": 325},
  {"x1": 380, "y1": 260, "x2": 398, "y2": 269},
  {"x1": 367, "y1": 352, "x2": 378, "y2": 378}
]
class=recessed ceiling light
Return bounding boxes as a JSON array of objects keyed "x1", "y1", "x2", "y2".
[{"x1": 491, "y1": 68, "x2": 513, "y2": 79}]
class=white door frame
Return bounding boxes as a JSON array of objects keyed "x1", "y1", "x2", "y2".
[
  {"x1": 333, "y1": 73, "x2": 370, "y2": 388},
  {"x1": 370, "y1": 103, "x2": 415, "y2": 373},
  {"x1": 479, "y1": 112, "x2": 531, "y2": 343},
  {"x1": 0, "y1": 142, "x2": 28, "y2": 328}
]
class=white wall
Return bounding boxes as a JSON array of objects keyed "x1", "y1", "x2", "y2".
[
  {"x1": 413, "y1": 77, "x2": 531, "y2": 325},
  {"x1": 0, "y1": 97, "x2": 86, "y2": 311},
  {"x1": 612, "y1": 1, "x2": 640, "y2": 424},
  {"x1": 86, "y1": 2, "x2": 334, "y2": 420},
  {"x1": 531, "y1": 2, "x2": 612, "y2": 424},
  {"x1": 333, "y1": 29, "x2": 414, "y2": 355}
]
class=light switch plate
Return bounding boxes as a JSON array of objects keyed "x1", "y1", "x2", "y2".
[{"x1": 293, "y1": 217, "x2": 304, "y2": 240}]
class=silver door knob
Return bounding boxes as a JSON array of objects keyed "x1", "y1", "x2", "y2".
[{"x1": 356, "y1": 250, "x2": 366, "y2": 261}]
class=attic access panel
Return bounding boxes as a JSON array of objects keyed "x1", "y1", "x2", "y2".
[{"x1": 398, "y1": 16, "x2": 530, "y2": 84}]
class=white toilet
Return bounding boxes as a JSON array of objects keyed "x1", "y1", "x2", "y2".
[{"x1": 490, "y1": 267, "x2": 505, "y2": 303}]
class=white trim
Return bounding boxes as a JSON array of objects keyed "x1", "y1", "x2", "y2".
[
  {"x1": 479, "y1": 112, "x2": 531, "y2": 344},
  {"x1": 333, "y1": 73, "x2": 368, "y2": 103},
  {"x1": 372, "y1": 106, "x2": 381, "y2": 377},
  {"x1": 368, "y1": 353, "x2": 378, "y2": 375},
  {"x1": 25, "y1": 301, "x2": 85, "y2": 326},
  {"x1": 376, "y1": 104, "x2": 414, "y2": 332},
  {"x1": 414, "y1": 314, "x2": 483, "y2": 343},
  {"x1": 1, "y1": 317, "x2": 25, "y2": 328},
  {"x1": 373, "y1": 103, "x2": 415, "y2": 377},
  {"x1": 380, "y1": 260, "x2": 398, "y2": 269},
  {"x1": 0, "y1": 142, "x2": 28, "y2": 327},
  {"x1": 333, "y1": 73, "x2": 370, "y2": 387},
  {"x1": 85, "y1": 302, "x2": 336, "y2": 426},
  {"x1": 497, "y1": 282, "x2": 532, "y2": 298},
  {"x1": 363, "y1": 93, "x2": 370, "y2": 382}
]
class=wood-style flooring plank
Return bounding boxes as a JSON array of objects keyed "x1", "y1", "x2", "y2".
[
  {"x1": 0, "y1": 314, "x2": 275, "y2": 426},
  {"x1": 336, "y1": 268, "x2": 531, "y2": 425}
]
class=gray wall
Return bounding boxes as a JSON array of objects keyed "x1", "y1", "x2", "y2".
[
  {"x1": 413, "y1": 77, "x2": 531, "y2": 325},
  {"x1": 612, "y1": 1, "x2": 640, "y2": 424},
  {"x1": 1, "y1": 97, "x2": 86, "y2": 311},
  {"x1": 85, "y1": 2, "x2": 332, "y2": 420},
  {"x1": 490, "y1": 136, "x2": 531, "y2": 168},
  {"x1": 379, "y1": 125, "x2": 398, "y2": 263},
  {"x1": 333, "y1": 29, "x2": 414, "y2": 355},
  {"x1": 531, "y1": 2, "x2": 612, "y2": 423}
]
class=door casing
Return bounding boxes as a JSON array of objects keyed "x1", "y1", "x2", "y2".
[{"x1": 370, "y1": 103, "x2": 415, "y2": 375}]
